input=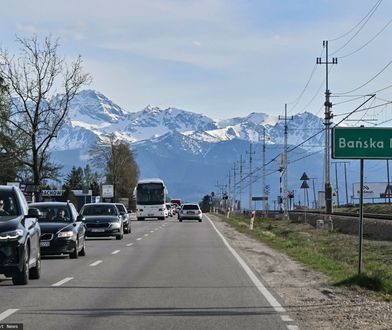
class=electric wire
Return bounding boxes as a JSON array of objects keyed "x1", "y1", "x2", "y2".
[
  {"x1": 338, "y1": 17, "x2": 392, "y2": 59},
  {"x1": 329, "y1": 0, "x2": 383, "y2": 42}
]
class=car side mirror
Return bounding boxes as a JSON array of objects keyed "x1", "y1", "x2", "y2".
[{"x1": 28, "y1": 208, "x2": 40, "y2": 218}]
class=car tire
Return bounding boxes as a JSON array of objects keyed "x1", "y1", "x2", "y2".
[
  {"x1": 70, "y1": 239, "x2": 79, "y2": 259},
  {"x1": 30, "y1": 251, "x2": 41, "y2": 279},
  {"x1": 179, "y1": 218, "x2": 182, "y2": 222},
  {"x1": 12, "y1": 245, "x2": 29, "y2": 285},
  {"x1": 199, "y1": 219, "x2": 202, "y2": 222},
  {"x1": 78, "y1": 239, "x2": 86, "y2": 256}
]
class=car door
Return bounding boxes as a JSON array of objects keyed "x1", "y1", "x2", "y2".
[{"x1": 71, "y1": 204, "x2": 85, "y2": 247}]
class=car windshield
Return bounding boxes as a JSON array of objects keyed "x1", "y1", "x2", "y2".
[
  {"x1": 182, "y1": 205, "x2": 199, "y2": 210},
  {"x1": 33, "y1": 205, "x2": 71, "y2": 222},
  {"x1": 0, "y1": 191, "x2": 20, "y2": 218},
  {"x1": 116, "y1": 204, "x2": 126, "y2": 213},
  {"x1": 82, "y1": 205, "x2": 117, "y2": 216},
  {"x1": 137, "y1": 183, "x2": 165, "y2": 205}
]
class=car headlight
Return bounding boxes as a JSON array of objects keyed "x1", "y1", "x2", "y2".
[
  {"x1": 110, "y1": 222, "x2": 121, "y2": 229},
  {"x1": 57, "y1": 231, "x2": 74, "y2": 238},
  {"x1": 0, "y1": 229, "x2": 24, "y2": 240}
]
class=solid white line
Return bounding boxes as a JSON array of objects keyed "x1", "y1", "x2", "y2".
[
  {"x1": 90, "y1": 260, "x2": 103, "y2": 267},
  {"x1": 281, "y1": 315, "x2": 293, "y2": 322},
  {"x1": 126, "y1": 243, "x2": 134, "y2": 247},
  {"x1": 0, "y1": 309, "x2": 18, "y2": 322},
  {"x1": 52, "y1": 277, "x2": 74, "y2": 287},
  {"x1": 112, "y1": 250, "x2": 120, "y2": 255},
  {"x1": 205, "y1": 214, "x2": 286, "y2": 313},
  {"x1": 137, "y1": 237, "x2": 142, "y2": 241}
]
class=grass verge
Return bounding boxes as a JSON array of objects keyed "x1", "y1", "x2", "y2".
[{"x1": 215, "y1": 212, "x2": 392, "y2": 300}]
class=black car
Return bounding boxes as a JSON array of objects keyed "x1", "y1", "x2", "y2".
[
  {"x1": 0, "y1": 185, "x2": 41, "y2": 285},
  {"x1": 80, "y1": 203, "x2": 124, "y2": 240},
  {"x1": 29, "y1": 202, "x2": 86, "y2": 258},
  {"x1": 115, "y1": 203, "x2": 131, "y2": 234}
]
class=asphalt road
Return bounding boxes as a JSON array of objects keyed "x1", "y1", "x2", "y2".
[{"x1": 0, "y1": 215, "x2": 298, "y2": 330}]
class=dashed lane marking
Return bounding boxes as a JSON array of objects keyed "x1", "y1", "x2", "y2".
[
  {"x1": 281, "y1": 315, "x2": 293, "y2": 322},
  {"x1": 144, "y1": 234, "x2": 149, "y2": 237},
  {"x1": 137, "y1": 238, "x2": 143, "y2": 241},
  {"x1": 0, "y1": 309, "x2": 18, "y2": 322},
  {"x1": 52, "y1": 277, "x2": 74, "y2": 287},
  {"x1": 90, "y1": 260, "x2": 103, "y2": 267},
  {"x1": 126, "y1": 243, "x2": 134, "y2": 247},
  {"x1": 111, "y1": 250, "x2": 120, "y2": 255}
]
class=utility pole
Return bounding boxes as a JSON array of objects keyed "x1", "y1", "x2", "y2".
[
  {"x1": 247, "y1": 143, "x2": 256, "y2": 211},
  {"x1": 317, "y1": 40, "x2": 337, "y2": 216},
  {"x1": 233, "y1": 163, "x2": 237, "y2": 210},
  {"x1": 331, "y1": 161, "x2": 350, "y2": 207},
  {"x1": 239, "y1": 155, "x2": 245, "y2": 211},
  {"x1": 227, "y1": 171, "x2": 231, "y2": 211},
  {"x1": 279, "y1": 104, "x2": 293, "y2": 220},
  {"x1": 387, "y1": 160, "x2": 391, "y2": 204},
  {"x1": 262, "y1": 127, "x2": 267, "y2": 216},
  {"x1": 309, "y1": 178, "x2": 317, "y2": 208}
]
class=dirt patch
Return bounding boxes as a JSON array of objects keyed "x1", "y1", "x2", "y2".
[{"x1": 208, "y1": 214, "x2": 392, "y2": 330}]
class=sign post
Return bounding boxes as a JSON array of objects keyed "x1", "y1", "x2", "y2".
[{"x1": 332, "y1": 126, "x2": 392, "y2": 274}]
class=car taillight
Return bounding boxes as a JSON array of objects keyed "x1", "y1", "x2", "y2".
[{"x1": 197, "y1": 210, "x2": 201, "y2": 214}]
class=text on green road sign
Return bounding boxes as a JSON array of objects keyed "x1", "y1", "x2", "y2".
[{"x1": 332, "y1": 127, "x2": 392, "y2": 159}]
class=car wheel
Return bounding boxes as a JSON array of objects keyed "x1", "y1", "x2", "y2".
[
  {"x1": 179, "y1": 218, "x2": 182, "y2": 222},
  {"x1": 12, "y1": 245, "x2": 29, "y2": 285},
  {"x1": 78, "y1": 239, "x2": 86, "y2": 256},
  {"x1": 30, "y1": 251, "x2": 41, "y2": 279},
  {"x1": 199, "y1": 219, "x2": 202, "y2": 222},
  {"x1": 70, "y1": 239, "x2": 79, "y2": 259}
]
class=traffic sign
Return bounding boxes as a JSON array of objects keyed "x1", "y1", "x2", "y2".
[
  {"x1": 300, "y1": 181, "x2": 309, "y2": 189},
  {"x1": 332, "y1": 127, "x2": 392, "y2": 159},
  {"x1": 251, "y1": 196, "x2": 268, "y2": 201},
  {"x1": 300, "y1": 172, "x2": 309, "y2": 181}
]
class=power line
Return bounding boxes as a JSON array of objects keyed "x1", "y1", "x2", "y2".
[
  {"x1": 338, "y1": 17, "x2": 392, "y2": 59},
  {"x1": 336, "y1": 59, "x2": 392, "y2": 95},
  {"x1": 329, "y1": 0, "x2": 383, "y2": 42}
]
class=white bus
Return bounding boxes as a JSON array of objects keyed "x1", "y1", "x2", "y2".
[{"x1": 135, "y1": 178, "x2": 167, "y2": 220}]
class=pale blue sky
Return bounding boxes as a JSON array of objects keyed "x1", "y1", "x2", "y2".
[{"x1": 1, "y1": 0, "x2": 391, "y2": 120}]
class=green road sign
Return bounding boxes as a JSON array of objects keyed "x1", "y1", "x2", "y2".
[{"x1": 332, "y1": 127, "x2": 392, "y2": 159}]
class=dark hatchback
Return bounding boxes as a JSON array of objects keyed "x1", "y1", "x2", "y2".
[
  {"x1": 0, "y1": 185, "x2": 41, "y2": 285},
  {"x1": 29, "y1": 202, "x2": 86, "y2": 258},
  {"x1": 80, "y1": 203, "x2": 124, "y2": 240},
  {"x1": 115, "y1": 203, "x2": 131, "y2": 234}
]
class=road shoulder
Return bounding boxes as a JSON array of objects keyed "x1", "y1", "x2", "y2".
[{"x1": 208, "y1": 213, "x2": 392, "y2": 330}]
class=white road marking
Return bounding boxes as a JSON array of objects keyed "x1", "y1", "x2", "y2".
[
  {"x1": 112, "y1": 250, "x2": 120, "y2": 255},
  {"x1": 155, "y1": 228, "x2": 159, "y2": 230},
  {"x1": 90, "y1": 260, "x2": 103, "y2": 267},
  {"x1": 206, "y1": 214, "x2": 286, "y2": 313},
  {"x1": 144, "y1": 234, "x2": 149, "y2": 237},
  {"x1": 52, "y1": 277, "x2": 74, "y2": 287},
  {"x1": 137, "y1": 238, "x2": 142, "y2": 241},
  {"x1": 126, "y1": 243, "x2": 134, "y2": 247},
  {"x1": 287, "y1": 326, "x2": 299, "y2": 330},
  {"x1": 150, "y1": 230, "x2": 154, "y2": 233},
  {"x1": 0, "y1": 309, "x2": 18, "y2": 322},
  {"x1": 281, "y1": 315, "x2": 293, "y2": 322}
]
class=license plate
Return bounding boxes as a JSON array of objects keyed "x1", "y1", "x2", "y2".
[
  {"x1": 187, "y1": 211, "x2": 195, "y2": 214},
  {"x1": 91, "y1": 228, "x2": 106, "y2": 233},
  {"x1": 40, "y1": 241, "x2": 50, "y2": 247}
]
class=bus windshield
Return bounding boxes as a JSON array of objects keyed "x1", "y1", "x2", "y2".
[{"x1": 137, "y1": 183, "x2": 165, "y2": 205}]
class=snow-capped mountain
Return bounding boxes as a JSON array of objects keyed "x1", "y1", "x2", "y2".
[{"x1": 50, "y1": 89, "x2": 330, "y2": 202}]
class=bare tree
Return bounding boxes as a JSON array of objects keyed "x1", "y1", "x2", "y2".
[
  {"x1": 0, "y1": 35, "x2": 91, "y2": 187},
  {"x1": 90, "y1": 134, "x2": 139, "y2": 201}
]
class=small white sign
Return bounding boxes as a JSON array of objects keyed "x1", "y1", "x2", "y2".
[{"x1": 102, "y1": 185, "x2": 114, "y2": 198}]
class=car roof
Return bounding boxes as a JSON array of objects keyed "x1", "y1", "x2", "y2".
[{"x1": 30, "y1": 202, "x2": 71, "y2": 207}]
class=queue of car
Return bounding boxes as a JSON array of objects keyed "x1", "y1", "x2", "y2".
[
  {"x1": 0, "y1": 185, "x2": 133, "y2": 285},
  {"x1": 0, "y1": 184, "x2": 203, "y2": 286}
]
